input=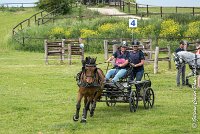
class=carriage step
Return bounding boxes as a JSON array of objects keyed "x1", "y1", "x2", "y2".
[{"x1": 104, "y1": 82, "x2": 125, "y2": 90}]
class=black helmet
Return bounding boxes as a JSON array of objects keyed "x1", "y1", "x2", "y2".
[{"x1": 132, "y1": 40, "x2": 140, "y2": 46}]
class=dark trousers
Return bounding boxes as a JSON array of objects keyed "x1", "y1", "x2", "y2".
[
  {"x1": 176, "y1": 65, "x2": 185, "y2": 85},
  {"x1": 128, "y1": 70, "x2": 144, "y2": 92}
]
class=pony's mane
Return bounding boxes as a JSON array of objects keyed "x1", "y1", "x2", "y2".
[{"x1": 82, "y1": 57, "x2": 96, "y2": 66}]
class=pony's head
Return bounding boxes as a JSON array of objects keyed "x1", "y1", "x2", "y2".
[
  {"x1": 82, "y1": 57, "x2": 97, "y2": 84},
  {"x1": 173, "y1": 52, "x2": 184, "y2": 69}
]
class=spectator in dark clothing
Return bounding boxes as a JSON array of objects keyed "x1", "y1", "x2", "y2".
[{"x1": 175, "y1": 40, "x2": 187, "y2": 86}]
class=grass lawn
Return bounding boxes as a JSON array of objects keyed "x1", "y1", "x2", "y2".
[{"x1": 0, "y1": 7, "x2": 199, "y2": 134}]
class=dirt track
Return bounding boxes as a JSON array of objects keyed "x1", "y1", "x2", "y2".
[{"x1": 88, "y1": 7, "x2": 148, "y2": 20}]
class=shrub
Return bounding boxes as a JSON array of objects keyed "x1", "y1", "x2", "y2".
[
  {"x1": 49, "y1": 27, "x2": 65, "y2": 39},
  {"x1": 159, "y1": 19, "x2": 181, "y2": 39},
  {"x1": 36, "y1": 0, "x2": 74, "y2": 14},
  {"x1": 80, "y1": 29, "x2": 98, "y2": 38},
  {"x1": 184, "y1": 21, "x2": 200, "y2": 38}
]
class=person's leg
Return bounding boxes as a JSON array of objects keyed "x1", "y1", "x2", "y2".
[
  {"x1": 105, "y1": 69, "x2": 117, "y2": 80},
  {"x1": 127, "y1": 71, "x2": 136, "y2": 93},
  {"x1": 135, "y1": 70, "x2": 144, "y2": 93},
  {"x1": 112, "y1": 69, "x2": 127, "y2": 82},
  {"x1": 129, "y1": 71, "x2": 136, "y2": 81},
  {"x1": 135, "y1": 70, "x2": 144, "y2": 81},
  {"x1": 182, "y1": 65, "x2": 186, "y2": 85},
  {"x1": 176, "y1": 68, "x2": 182, "y2": 86}
]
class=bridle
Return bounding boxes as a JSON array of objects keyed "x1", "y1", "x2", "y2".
[
  {"x1": 79, "y1": 64, "x2": 100, "y2": 87},
  {"x1": 173, "y1": 53, "x2": 185, "y2": 69},
  {"x1": 84, "y1": 64, "x2": 97, "y2": 78}
]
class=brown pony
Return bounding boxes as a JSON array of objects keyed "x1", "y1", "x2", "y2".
[{"x1": 73, "y1": 57, "x2": 105, "y2": 123}]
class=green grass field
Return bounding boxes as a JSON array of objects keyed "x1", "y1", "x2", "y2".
[{"x1": 0, "y1": 8, "x2": 199, "y2": 134}]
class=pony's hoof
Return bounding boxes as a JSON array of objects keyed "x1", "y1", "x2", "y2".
[
  {"x1": 73, "y1": 115, "x2": 79, "y2": 121},
  {"x1": 90, "y1": 112, "x2": 94, "y2": 117},
  {"x1": 80, "y1": 118, "x2": 87, "y2": 123}
]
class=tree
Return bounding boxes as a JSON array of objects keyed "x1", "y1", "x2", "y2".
[{"x1": 36, "y1": 0, "x2": 74, "y2": 15}]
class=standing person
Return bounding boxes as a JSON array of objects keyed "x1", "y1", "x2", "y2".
[
  {"x1": 195, "y1": 39, "x2": 200, "y2": 87},
  {"x1": 104, "y1": 43, "x2": 129, "y2": 83},
  {"x1": 195, "y1": 39, "x2": 200, "y2": 54},
  {"x1": 175, "y1": 40, "x2": 187, "y2": 86}
]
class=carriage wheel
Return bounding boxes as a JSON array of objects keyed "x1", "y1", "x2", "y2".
[
  {"x1": 105, "y1": 96, "x2": 116, "y2": 106},
  {"x1": 129, "y1": 90, "x2": 137, "y2": 112},
  {"x1": 143, "y1": 87, "x2": 154, "y2": 109}
]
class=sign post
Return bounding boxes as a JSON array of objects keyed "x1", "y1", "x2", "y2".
[{"x1": 129, "y1": 19, "x2": 137, "y2": 40}]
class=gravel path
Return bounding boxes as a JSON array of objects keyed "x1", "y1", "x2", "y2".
[{"x1": 88, "y1": 7, "x2": 148, "y2": 20}]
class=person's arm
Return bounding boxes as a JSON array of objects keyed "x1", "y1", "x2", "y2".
[
  {"x1": 134, "y1": 59, "x2": 144, "y2": 67},
  {"x1": 118, "y1": 60, "x2": 129, "y2": 67},
  {"x1": 106, "y1": 55, "x2": 115, "y2": 62},
  {"x1": 134, "y1": 51, "x2": 145, "y2": 67}
]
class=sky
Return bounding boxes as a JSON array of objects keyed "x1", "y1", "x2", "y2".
[
  {"x1": 136, "y1": 0, "x2": 200, "y2": 7},
  {"x1": 0, "y1": 0, "x2": 38, "y2": 3},
  {"x1": 0, "y1": 0, "x2": 38, "y2": 7},
  {"x1": 1, "y1": 0, "x2": 200, "y2": 7}
]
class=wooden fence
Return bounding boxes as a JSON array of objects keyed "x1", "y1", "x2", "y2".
[
  {"x1": 154, "y1": 46, "x2": 171, "y2": 74},
  {"x1": 44, "y1": 39, "x2": 84, "y2": 64},
  {"x1": 12, "y1": 10, "x2": 46, "y2": 35},
  {"x1": 111, "y1": 0, "x2": 200, "y2": 17}
]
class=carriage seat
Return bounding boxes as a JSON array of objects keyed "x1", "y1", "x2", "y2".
[
  {"x1": 104, "y1": 81, "x2": 128, "y2": 90},
  {"x1": 129, "y1": 80, "x2": 151, "y2": 90}
]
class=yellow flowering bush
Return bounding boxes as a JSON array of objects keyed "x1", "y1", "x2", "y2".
[
  {"x1": 98, "y1": 23, "x2": 114, "y2": 33},
  {"x1": 184, "y1": 21, "x2": 200, "y2": 38},
  {"x1": 126, "y1": 27, "x2": 143, "y2": 38},
  {"x1": 49, "y1": 27, "x2": 65, "y2": 39},
  {"x1": 80, "y1": 29, "x2": 98, "y2": 38},
  {"x1": 159, "y1": 19, "x2": 181, "y2": 38},
  {"x1": 141, "y1": 25, "x2": 155, "y2": 37},
  {"x1": 65, "y1": 30, "x2": 71, "y2": 38}
]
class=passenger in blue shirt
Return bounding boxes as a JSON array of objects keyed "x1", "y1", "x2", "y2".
[
  {"x1": 129, "y1": 40, "x2": 145, "y2": 82},
  {"x1": 105, "y1": 43, "x2": 129, "y2": 83},
  {"x1": 128, "y1": 40, "x2": 145, "y2": 98}
]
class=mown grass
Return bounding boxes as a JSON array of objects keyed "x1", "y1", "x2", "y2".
[
  {"x1": 0, "y1": 8, "x2": 39, "y2": 52},
  {"x1": 0, "y1": 51, "x2": 199, "y2": 134},
  {"x1": 0, "y1": 7, "x2": 200, "y2": 134}
]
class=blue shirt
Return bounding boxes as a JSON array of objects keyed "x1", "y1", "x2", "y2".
[
  {"x1": 129, "y1": 50, "x2": 145, "y2": 71},
  {"x1": 175, "y1": 48, "x2": 184, "y2": 53}
]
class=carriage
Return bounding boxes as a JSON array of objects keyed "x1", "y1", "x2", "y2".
[
  {"x1": 73, "y1": 57, "x2": 154, "y2": 123},
  {"x1": 98, "y1": 64, "x2": 155, "y2": 112}
]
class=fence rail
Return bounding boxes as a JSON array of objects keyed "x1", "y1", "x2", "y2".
[
  {"x1": 113, "y1": 0, "x2": 200, "y2": 17},
  {"x1": 12, "y1": 10, "x2": 46, "y2": 36}
]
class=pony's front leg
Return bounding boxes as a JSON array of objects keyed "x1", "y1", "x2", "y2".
[
  {"x1": 73, "y1": 92, "x2": 83, "y2": 121},
  {"x1": 81, "y1": 98, "x2": 92, "y2": 123},
  {"x1": 90, "y1": 100, "x2": 96, "y2": 117},
  {"x1": 186, "y1": 72, "x2": 193, "y2": 87},
  {"x1": 90, "y1": 90, "x2": 102, "y2": 117}
]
